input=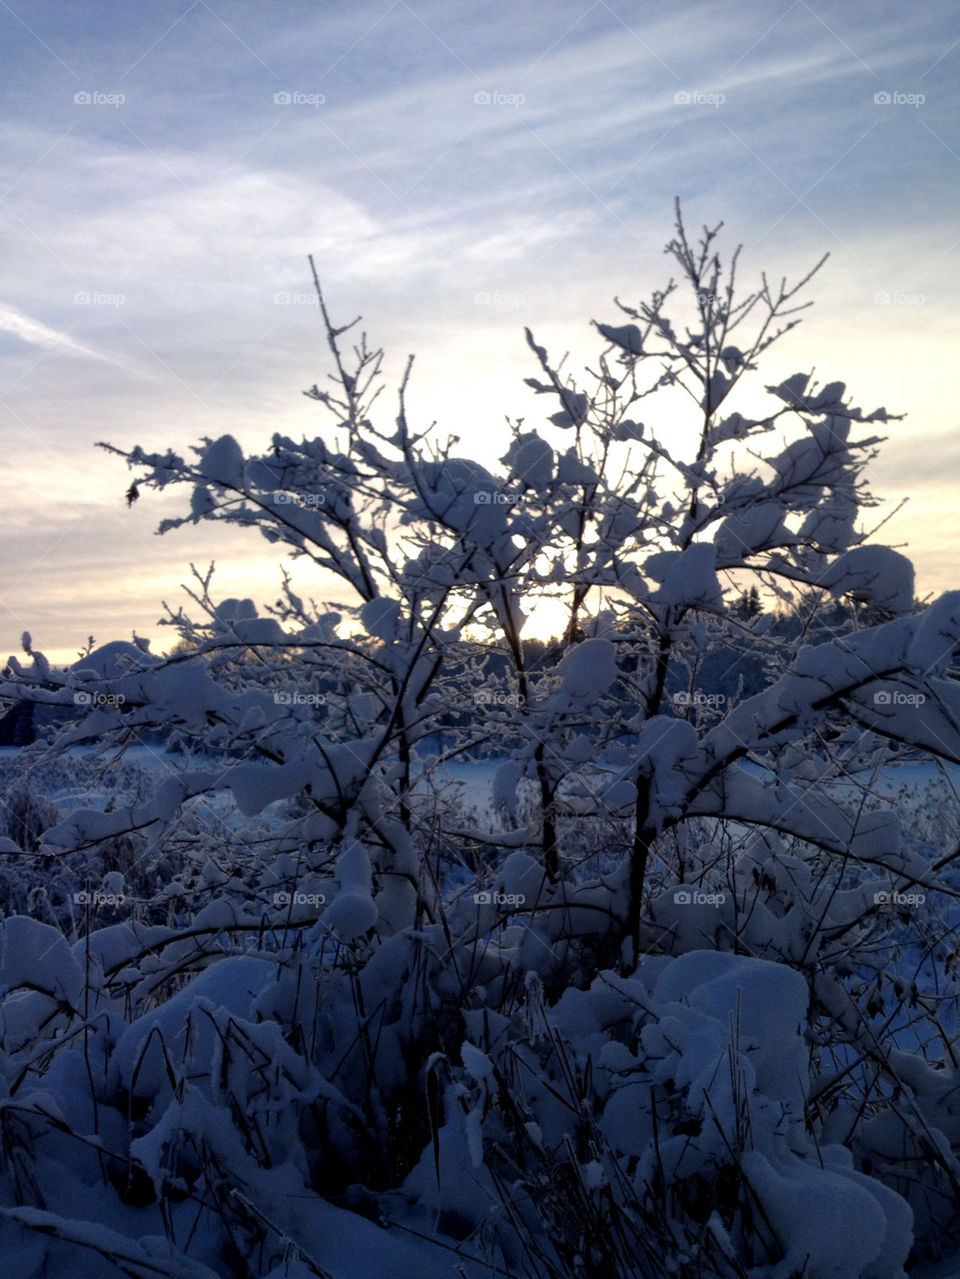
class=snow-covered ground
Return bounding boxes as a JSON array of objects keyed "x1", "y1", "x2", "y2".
[{"x1": 3, "y1": 743, "x2": 960, "y2": 1276}]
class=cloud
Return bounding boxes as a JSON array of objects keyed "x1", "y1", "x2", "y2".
[
  {"x1": 0, "y1": 0, "x2": 956, "y2": 661},
  {"x1": 0, "y1": 300, "x2": 153, "y2": 377}
]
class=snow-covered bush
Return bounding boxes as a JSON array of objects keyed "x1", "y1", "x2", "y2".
[
  {"x1": 0, "y1": 777, "x2": 59, "y2": 853},
  {"x1": 2, "y1": 204, "x2": 960, "y2": 1275}
]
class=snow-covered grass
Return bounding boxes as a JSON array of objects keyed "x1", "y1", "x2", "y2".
[{"x1": 6, "y1": 729, "x2": 960, "y2": 1274}]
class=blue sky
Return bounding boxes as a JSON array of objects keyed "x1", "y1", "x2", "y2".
[{"x1": 0, "y1": 0, "x2": 957, "y2": 662}]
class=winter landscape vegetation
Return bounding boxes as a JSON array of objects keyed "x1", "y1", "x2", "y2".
[
  {"x1": 1, "y1": 3, "x2": 958, "y2": 1277},
  {"x1": 2, "y1": 202, "x2": 960, "y2": 1278}
]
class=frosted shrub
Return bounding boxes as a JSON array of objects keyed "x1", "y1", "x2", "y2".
[{"x1": 2, "y1": 205, "x2": 960, "y2": 1275}]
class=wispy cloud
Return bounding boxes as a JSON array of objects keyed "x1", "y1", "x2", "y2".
[
  {"x1": 0, "y1": 300, "x2": 152, "y2": 376},
  {"x1": 0, "y1": 0, "x2": 955, "y2": 662}
]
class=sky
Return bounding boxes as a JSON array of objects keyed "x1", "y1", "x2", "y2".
[{"x1": 0, "y1": 0, "x2": 957, "y2": 665}]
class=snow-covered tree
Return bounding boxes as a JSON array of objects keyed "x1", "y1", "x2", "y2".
[{"x1": 2, "y1": 204, "x2": 960, "y2": 1276}]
